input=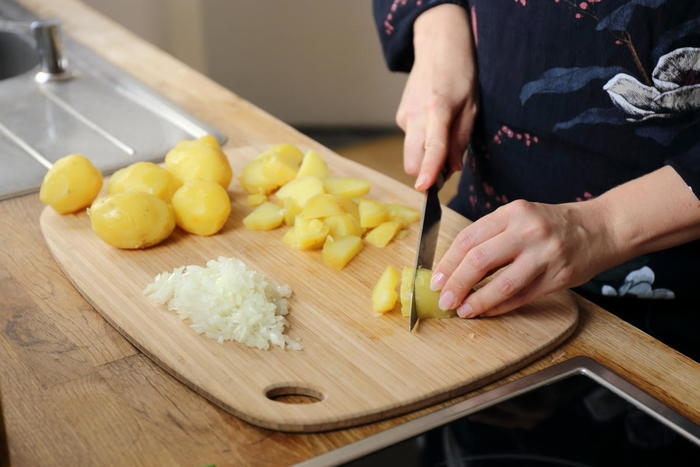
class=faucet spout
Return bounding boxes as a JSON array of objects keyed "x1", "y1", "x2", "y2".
[{"x1": 32, "y1": 19, "x2": 72, "y2": 82}]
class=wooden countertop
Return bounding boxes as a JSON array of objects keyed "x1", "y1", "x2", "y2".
[{"x1": 1, "y1": 0, "x2": 698, "y2": 465}]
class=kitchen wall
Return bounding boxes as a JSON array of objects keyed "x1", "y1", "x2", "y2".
[{"x1": 82, "y1": 0, "x2": 407, "y2": 128}]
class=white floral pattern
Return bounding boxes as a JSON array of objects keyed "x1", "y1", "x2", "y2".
[
  {"x1": 603, "y1": 47, "x2": 700, "y2": 121},
  {"x1": 601, "y1": 266, "x2": 675, "y2": 299}
]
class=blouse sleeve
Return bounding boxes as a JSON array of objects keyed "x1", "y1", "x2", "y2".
[
  {"x1": 372, "y1": 0, "x2": 468, "y2": 72},
  {"x1": 667, "y1": 146, "x2": 700, "y2": 200}
]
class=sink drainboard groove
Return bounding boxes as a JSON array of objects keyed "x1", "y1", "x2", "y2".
[{"x1": 0, "y1": 120, "x2": 52, "y2": 169}]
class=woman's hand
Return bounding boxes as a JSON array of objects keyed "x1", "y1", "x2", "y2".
[
  {"x1": 398, "y1": 4, "x2": 477, "y2": 191},
  {"x1": 430, "y1": 199, "x2": 623, "y2": 318}
]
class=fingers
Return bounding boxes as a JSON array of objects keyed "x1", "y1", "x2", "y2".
[
  {"x1": 431, "y1": 214, "x2": 506, "y2": 291},
  {"x1": 415, "y1": 99, "x2": 452, "y2": 191},
  {"x1": 403, "y1": 118, "x2": 425, "y2": 176},
  {"x1": 436, "y1": 232, "x2": 520, "y2": 312},
  {"x1": 454, "y1": 258, "x2": 545, "y2": 318}
]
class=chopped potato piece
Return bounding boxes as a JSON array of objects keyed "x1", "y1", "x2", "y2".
[
  {"x1": 400, "y1": 268, "x2": 456, "y2": 319},
  {"x1": 296, "y1": 150, "x2": 329, "y2": 179},
  {"x1": 364, "y1": 221, "x2": 401, "y2": 248},
  {"x1": 386, "y1": 203, "x2": 420, "y2": 227},
  {"x1": 40, "y1": 154, "x2": 103, "y2": 214},
  {"x1": 336, "y1": 196, "x2": 360, "y2": 220},
  {"x1": 372, "y1": 265, "x2": 400, "y2": 313},
  {"x1": 300, "y1": 194, "x2": 344, "y2": 219},
  {"x1": 324, "y1": 213, "x2": 362, "y2": 238},
  {"x1": 262, "y1": 153, "x2": 298, "y2": 185},
  {"x1": 243, "y1": 201, "x2": 284, "y2": 230},
  {"x1": 282, "y1": 198, "x2": 301, "y2": 226},
  {"x1": 165, "y1": 135, "x2": 232, "y2": 189},
  {"x1": 283, "y1": 217, "x2": 329, "y2": 250},
  {"x1": 246, "y1": 194, "x2": 267, "y2": 206},
  {"x1": 258, "y1": 143, "x2": 303, "y2": 166},
  {"x1": 171, "y1": 180, "x2": 231, "y2": 236},
  {"x1": 276, "y1": 176, "x2": 325, "y2": 207},
  {"x1": 323, "y1": 177, "x2": 371, "y2": 198},
  {"x1": 322, "y1": 236, "x2": 363, "y2": 270},
  {"x1": 358, "y1": 199, "x2": 388, "y2": 228},
  {"x1": 239, "y1": 152, "x2": 298, "y2": 194}
]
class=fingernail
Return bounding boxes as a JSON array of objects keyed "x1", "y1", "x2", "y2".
[
  {"x1": 430, "y1": 272, "x2": 445, "y2": 291},
  {"x1": 457, "y1": 302, "x2": 474, "y2": 318},
  {"x1": 414, "y1": 174, "x2": 427, "y2": 190},
  {"x1": 439, "y1": 291, "x2": 454, "y2": 311}
]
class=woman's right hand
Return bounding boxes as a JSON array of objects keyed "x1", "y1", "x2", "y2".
[{"x1": 397, "y1": 3, "x2": 478, "y2": 191}]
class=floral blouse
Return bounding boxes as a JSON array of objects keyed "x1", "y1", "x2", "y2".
[{"x1": 373, "y1": 0, "x2": 700, "y2": 301}]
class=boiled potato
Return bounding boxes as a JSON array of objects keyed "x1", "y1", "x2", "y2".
[
  {"x1": 165, "y1": 135, "x2": 232, "y2": 189},
  {"x1": 358, "y1": 199, "x2": 388, "y2": 228},
  {"x1": 323, "y1": 177, "x2": 370, "y2": 198},
  {"x1": 400, "y1": 268, "x2": 455, "y2": 319},
  {"x1": 372, "y1": 265, "x2": 400, "y2": 313},
  {"x1": 322, "y1": 236, "x2": 363, "y2": 270},
  {"x1": 364, "y1": 221, "x2": 401, "y2": 248},
  {"x1": 296, "y1": 150, "x2": 329, "y2": 179},
  {"x1": 282, "y1": 217, "x2": 328, "y2": 250},
  {"x1": 257, "y1": 143, "x2": 304, "y2": 166},
  {"x1": 276, "y1": 176, "x2": 325, "y2": 207},
  {"x1": 336, "y1": 196, "x2": 360, "y2": 220},
  {"x1": 300, "y1": 194, "x2": 343, "y2": 219},
  {"x1": 386, "y1": 203, "x2": 420, "y2": 227},
  {"x1": 89, "y1": 192, "x2": 175, "y2": 249},
  {"x1": 107, "y1": 161, "x2": 180, "y2": 202},
  {"x1": 324, "y1": 213, "x2": 362, "y2": 238},
  {"x1": 243, "y1": 201, "x2": 284, "y2": 230},
  {"x1": 282, "y1": 198, "x2": 301, "y2": 226},
  {"x1": 40, "y1": 154, "x2": 102, "y2": 214},
  {"x1": 246, "y1": 193, "x2": 267, "y2": 206},
  {"x1": 171, "y1": 180, "x2": 231, "y2": 236}
]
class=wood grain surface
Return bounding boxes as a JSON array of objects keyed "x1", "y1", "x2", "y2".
[
  {"x1": 0, "y1": 0, "x2": 697, "y2": 465},
  {"x1": 39, "y1": 143, "x2": 578, "y2": 431}
]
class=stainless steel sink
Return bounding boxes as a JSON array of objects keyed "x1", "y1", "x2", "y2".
[{"x1": 0, "y1": 0, "x2": 226, "y2": 200}]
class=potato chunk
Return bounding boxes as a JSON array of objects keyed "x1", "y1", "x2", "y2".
[
  {"x1": 276, "y1": 176, "x2": 325, "y2": 207},
  {"x1": 300, "y1": 194, "x2": 344, "y2": 219},
  {"x1": 364, "y1": 221, "x2": 401, "y2": 248},
  {"x1": 324, "y1": 213, "x2": 362, "y2": 238},
  {"x1": 243, "y1": 201, "x2": 284, "y2": 230},
  {"x1": 386, "y1": 203, "x2": 420, "y2": 227},
  {"x1": 283, "y1": 218, "x2": 329, "y2": 250},
  {"x1": 165, "y1": 135, "x2": 232, "y2": 189},
  {"x1": 323, "y1": 177, "x2": 371, "y2": 198},
  {"x1": 336, "y1": 196, "x2": 360, "y2": 220},
  {"x1": 107, "y1": 161, "x2": 180, "y2": 202},
  {"x1": 322, "y1": 236, "x2": 363, "y2": 270},
  {"x1": 171, "y1": 180, "x2": 231, "y2": 236},
  {"x1": 245, "y1": 193, "x2": 267, "y2": 206},
  {"x1": 358, "y1": 199, "x2": 388, "y2": 228},
  {"x1": 89, "y1": 192, "x2": 175, "y2": 249},
  {"x1": 239, "y1": 153, "x2": 297, "y2": 194},
  {"x1": 296, "y1": 150, "x2": 329, "y2": 179},
  {"x1": 400, "y1": 268, "x2": 455, "y2": 319},
  {"x1": 372, "y1": 265, "x2": 400, "y2": 313},
  {"x1": 259, "y1": 143, "x2": 303, "y2": 166},
  {"x1": 40, "y1": 154, "x2": 103, "y2": 214}
]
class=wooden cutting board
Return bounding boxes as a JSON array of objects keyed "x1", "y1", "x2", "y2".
[{"x1": 40, "y1": 144, "x2": 578, "y2": 432}]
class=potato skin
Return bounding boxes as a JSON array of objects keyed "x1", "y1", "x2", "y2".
[
  {"x1": 89, "y1": 192, "x2": 175, "y2": 249},
  {"x1": 171, "y1": 180, "x2": 231, "y2": 236},
  {"x1": 107, "y1": 161, "x2": 180, "y2": 202},
  {"x1": 164, "y1": 135, "x2": 232, "y2": 189},
  {"x1": 40, "y1": 154, "x2": 103, "y2": 214}
]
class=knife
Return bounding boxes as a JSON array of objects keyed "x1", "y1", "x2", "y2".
[{"x1": 408, "y1": 164, "x2": 451, "y2": 332}]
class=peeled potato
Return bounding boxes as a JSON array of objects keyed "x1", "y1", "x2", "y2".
[
  {"x1": 40, "y1": 154, "x2": 103, "y2": 214},
  {"x1": 89, "y1": 192, "x2": 175, "y2": 249},
  {"x1": 400, "y1": 268, "x2": 456, "y2": 319},
  {"x1": 171, "y1": 180, "x2": 231, "y2": 236},
  {"x1": 165, "y1": 135, "x2": 232, "y2": 189},
  {"x1": 372, "y1": 265, "x2": 400, "y2": 313},
  {"x1": 107, "y1": 161, "x2": 180, "y2": 202}
]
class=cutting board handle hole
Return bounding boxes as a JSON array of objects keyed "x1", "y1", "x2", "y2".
[{"x1": 265, "y1": 384, "x2": 324, "y2": 404}]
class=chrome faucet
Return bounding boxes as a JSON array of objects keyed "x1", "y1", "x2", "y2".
[{"x1": 0, "y1": 17, "x2": 71, "y2": 82}]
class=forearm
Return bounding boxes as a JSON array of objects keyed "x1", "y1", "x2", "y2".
[
  {"x1": 412, "y1": 3, "x2": 472, "y2": 64},
  {"x1": 592, "y1": 165, "x2": 700, "y2": 262}
]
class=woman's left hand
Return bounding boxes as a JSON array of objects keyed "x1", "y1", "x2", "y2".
[{"x1": 430, "y1": 199, "x2": 622, "y2": 318}]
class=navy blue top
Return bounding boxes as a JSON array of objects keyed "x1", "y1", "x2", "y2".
[{"x1": 373, "y1": 0, "x2": 700, "y2": 302}]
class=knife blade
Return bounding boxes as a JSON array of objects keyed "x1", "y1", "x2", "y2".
[{"x1": 409, "y1": 164, "x2": 451, "y2": 332}]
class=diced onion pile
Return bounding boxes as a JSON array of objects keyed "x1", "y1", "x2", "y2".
[{"x1": 143, "y1": 256, "x2": 300, "y2": 350}]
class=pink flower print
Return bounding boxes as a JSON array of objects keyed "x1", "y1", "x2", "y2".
[
  {"x1": 469, "y1": 195, "x2": 478, "y2": 208},
  {"x1": 492, "y1": 125, "x2": 539, "y2": 148},
  {"x1": 483, "y1": 182, "x2": 495, "y2": 196}
]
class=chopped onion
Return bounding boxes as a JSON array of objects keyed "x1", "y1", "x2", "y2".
[{"x1": 144, "y1": 256, "x2": 300, "y2": 350}]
